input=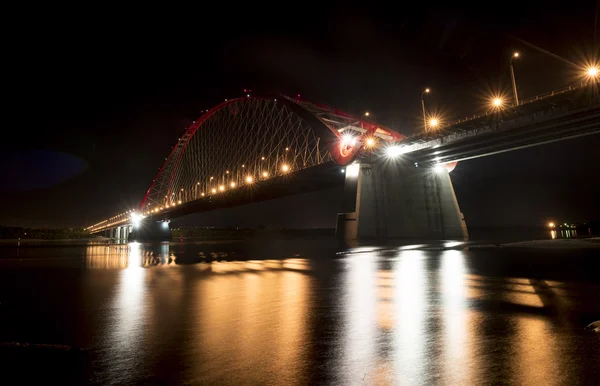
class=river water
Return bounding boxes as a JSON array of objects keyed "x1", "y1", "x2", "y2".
[{"x1": 0, "y1": 239, "x2": 599, "y2": 385}]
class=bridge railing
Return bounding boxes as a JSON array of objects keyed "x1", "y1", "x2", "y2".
[{"x1": 400, "y1": 79, "x2": 599, "y2": 143}]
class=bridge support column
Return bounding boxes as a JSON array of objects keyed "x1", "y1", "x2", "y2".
[
  {"x1": 336, "y1": 162, "x2": 468, "y2": 240},
  {"x1": 130, "y1": 220, "x2": 171, "y2": 242}
]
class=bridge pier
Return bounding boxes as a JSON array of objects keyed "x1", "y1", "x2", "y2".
[
  {"x1": 336, "y1": 162, "x2": 468, "y2": 240},
  {"x1": 130, "y1": 220, "x2": 171, "y2": 242}
]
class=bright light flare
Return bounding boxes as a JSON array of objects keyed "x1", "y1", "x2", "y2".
[
  {"x1": 230, "y1": 182, "x2": 236, "y2": 188},
  {"x1": 245, "y1": 176, "x2": 254, "y2": 184},
  {"x1": 492, "y1": 97, "x2": 504, "y2": 108},
  {"x1": 262, "y1": 171, "x2": 269, "y2": 178},
  {"x1": 131, "y1": 212, "x2": 145, "y2": 228},
  {"x1": 513, "y1": 52, "x2": 519, "y2": 58},
  {"x1": 386, "y1": 145, "x2": 406, "y2": 158},
  {"x1": 548, "y1": 222, "x2": 555, "y2": 228},
  {"x1": 365, "y1": 137, "x2": 376, "y2": 148},
  {"x1": 434, "y1": 164, "x2": 446, "y2": 173},
  {"x1": 364, "y1": 112, "x2": 370, "y2": 117},
  {"x1": 341, "y1": 134, "x2": 357, "y2": 147},
  {"x1": 281, "y1": 164, "x2": 290, "y2": 173},
  {"x1": 219, "y1": 185, "x2": 225, "y2": 192},
  {"x1": 211, "y1": 188, "x2": 217, "y2": 194},
  {"x1": 586, "y1": 66, "x2": 599, "y2": 78},
  {"x1": 429, "y1": 118, "x2": 439, "y2": 128}
]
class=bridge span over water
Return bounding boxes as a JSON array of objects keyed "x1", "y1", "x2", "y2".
[{"x1": 87, "y1": 80, "x2": 600, "y2": 241}]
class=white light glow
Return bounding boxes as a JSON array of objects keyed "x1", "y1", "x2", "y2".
[
  {"x1": 434, "y1": 164, "x2": 446, "y2": 173},
  {"x1": 341, "y1": 134, "x2": 357, "y2": 146},
  {"x1": 131, "y1": 212, "x2": 145, "y2": 228},
  {"x1": 346, "y1": 163, "x2": 360, "y2": 178},
  {"x1": 444, "y1": 241, "x2": 464, "y2": 248},
  {"x1": 386, "y1": 145, "x2": 406, "y2": 158}
]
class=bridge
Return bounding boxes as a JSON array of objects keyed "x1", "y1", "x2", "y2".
[{"x1": 86, "y1": 74, "x2": 600, "y2": 241}]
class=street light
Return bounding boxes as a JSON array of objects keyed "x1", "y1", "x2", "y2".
[
  {"x1": 421, "y1": 88, "x2": 430, "y2": 132},
  {"x1": 492, "y1": 97, "x2": 504, "y2": 108},
  {"x1": 429, "y1": 118, "x2": 439, "y2": 128},
  {"x1": 586, "y1": 66, "x2": 599, "y2": 79},
  {"x1": 364, "y1": 112, "x2": 370, "y2": 117},
  {"x1": 510, "y1": 52, "x2": 520, "y2": 106}
]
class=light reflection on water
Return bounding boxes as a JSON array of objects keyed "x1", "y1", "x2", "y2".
[{"x1": 71, "y1": 242, "x2": 600, "y2": 384}]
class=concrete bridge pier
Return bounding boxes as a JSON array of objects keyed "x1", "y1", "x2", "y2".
[
  {"x1": 336, "y1": 161, "x2": 468, "y2": 241},
  {"x1": 130, "y1": 220, "x2": 171, "y2": 242}
]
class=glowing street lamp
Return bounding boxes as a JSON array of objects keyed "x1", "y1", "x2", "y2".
[
  {"x1": 219, "y1": 185, "x2": 225, "y2": 192},
  {"x1": 211, "y1": 188, "x2": 217, "y2": 194},
  {"x1": 429, "y1": 118, "x2": 439, "y2": 129},
  {"x1": 365, "y1": 137, "x2": 376, "y2": 148},
  {"x1": 262, "y1": 171, "x2": 269, "y2": 178},
  {"x1": 510, "y1": 52, "x2": 520, "y2": 106},
  {"x1": 548, "y1": 222, "x2": 555, "y2": 228},
  {"x1": 281, "y1": 164, "x2": 290, "y2": 173},
  {"x1": 364, "y1": 112, "x2": 370, "y2": 117},
  {"x1": 230, "y1": 182, "x2": 236, "y2": 188},
  {"x1": 491, "y1": 96, "x2": 505, "y2": 110},
  {"x1": 245, "y1": 176, "x2": 254, "y2": 184},
  {"x1": 421, "y1": 88, "x2": 430, "y2": 132},
  {"x1": 586, "y1": 66, "x2": 599, "y2": 79}
]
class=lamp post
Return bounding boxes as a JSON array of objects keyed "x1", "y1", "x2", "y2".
[
  {"x1": 421, "y1": 88, "x2": 430, "y2": 132},
  {"x1": 510, "y1": 52, "x2": 520, "y2": 106}
]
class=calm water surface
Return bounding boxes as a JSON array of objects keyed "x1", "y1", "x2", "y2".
[{"x1": 0, "y1": 239, "x2": 599, "y2": 385}]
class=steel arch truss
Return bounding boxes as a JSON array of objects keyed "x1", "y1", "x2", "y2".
[{"x1": 139, "y1": 96, "x2": 404, "y2": 213}]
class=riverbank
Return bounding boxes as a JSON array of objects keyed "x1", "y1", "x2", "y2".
[
  {"x1": 0, "y1": 237, "x2": 105, "y2": 245},
  {"x1": 471, "y1": 237, "x2": 600, "y2": 249}
]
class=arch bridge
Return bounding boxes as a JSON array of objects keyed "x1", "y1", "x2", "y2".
[{"x1": 88, "y1": 82, "x2": 600, "y2": 241}]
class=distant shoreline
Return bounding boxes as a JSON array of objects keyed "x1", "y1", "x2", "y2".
[
  {"x1": 0, "y1": 237, "x2": 106, "y2": 245},
  {"x1": 471, "y1": 237, "x2": 600, "y2": 249}
]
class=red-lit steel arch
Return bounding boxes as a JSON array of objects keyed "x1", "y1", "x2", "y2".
[{"x1": 139, "y1": 95, "x2": 405, "y2": 213}]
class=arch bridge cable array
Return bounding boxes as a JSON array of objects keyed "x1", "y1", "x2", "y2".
[{"x1": 137, "y1": 95, "x2": 403, "y2": 216}]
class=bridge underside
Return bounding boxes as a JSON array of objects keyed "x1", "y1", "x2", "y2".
[{"x1": 146, "y1": 162, "x2": 344, "y2": 220}]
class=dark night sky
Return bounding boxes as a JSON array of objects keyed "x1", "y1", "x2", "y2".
[{"x1": 1, "y1": 2, "x2": 599, "y2": 228}]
